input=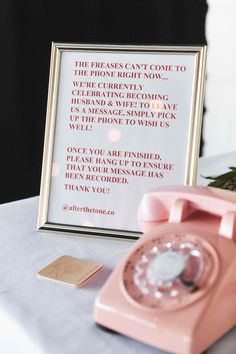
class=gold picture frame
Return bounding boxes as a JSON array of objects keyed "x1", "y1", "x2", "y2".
[{"x1": 38, "y1": 43, "x2": 207, "y2": 239}]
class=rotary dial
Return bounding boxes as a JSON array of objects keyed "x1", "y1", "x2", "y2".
[{"x1": 122, "y1": 233, "x2": 219, "y2": 311}]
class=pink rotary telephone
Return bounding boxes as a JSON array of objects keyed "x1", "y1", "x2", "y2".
[{"x1": 94, "y1": 186, "x2": 236, "y2": 354}]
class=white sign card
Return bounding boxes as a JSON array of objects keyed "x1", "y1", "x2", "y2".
[{"x1": 38, "y1": 43, "x2": 207, "y2": 239}]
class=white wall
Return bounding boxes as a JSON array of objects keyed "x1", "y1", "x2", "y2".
[{"x1": 204, "y1": 0, "x2": 236, "y2": 156}]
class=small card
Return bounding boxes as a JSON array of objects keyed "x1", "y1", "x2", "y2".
[{"x1": 37, "y1": 255, "x2": 104, "y2": 287}]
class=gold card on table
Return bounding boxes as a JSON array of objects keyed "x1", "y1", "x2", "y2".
[{"x1": 37, "y1": 255, "x2": 104, "y2": 287}]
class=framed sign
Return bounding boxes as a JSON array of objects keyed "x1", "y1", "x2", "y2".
[{"x1": 38, "y1": 43, "x2": 207, "y2": 239}]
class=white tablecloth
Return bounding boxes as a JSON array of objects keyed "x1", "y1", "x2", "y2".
[{"x1": 1, "y1": 152, "x2": 236, "y2": 354}]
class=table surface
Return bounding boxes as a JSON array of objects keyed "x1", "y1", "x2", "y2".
[{"x1": 1, "y1": 152, "x2": 236, "y2": 354}]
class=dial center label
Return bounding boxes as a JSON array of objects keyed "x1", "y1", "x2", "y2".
[{"x1": 147, "y1": 250, "x2": 186, "y2": 283}]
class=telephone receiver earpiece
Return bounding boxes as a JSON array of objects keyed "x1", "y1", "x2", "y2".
[{"x1": 138, "y1": 186, "x2": 236, "y2": 240}]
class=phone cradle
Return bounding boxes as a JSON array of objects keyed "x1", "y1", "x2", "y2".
[{"x1": 94, "y1": 186, "x2": 236, "y2": 354}]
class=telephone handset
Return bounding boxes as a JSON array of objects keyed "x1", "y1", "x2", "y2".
[
  {"x1": 138, "y1": 185, "x2": 236, "y2": 238},
  {"x1": 94, "y1": 186, "x2": 236, "y2": 354}
]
